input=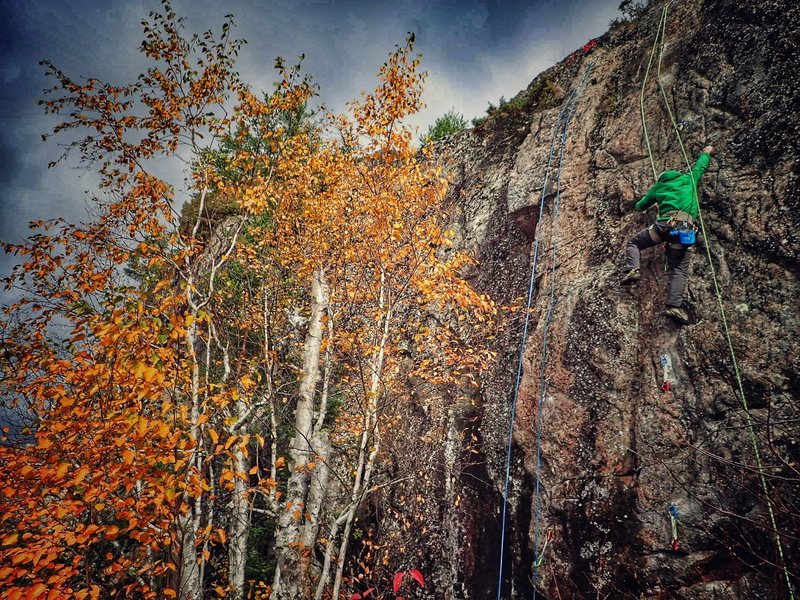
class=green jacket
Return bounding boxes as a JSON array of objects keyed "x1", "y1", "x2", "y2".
[{"x1": 635, "y1": 151, "x2": 711, "y2": 221}]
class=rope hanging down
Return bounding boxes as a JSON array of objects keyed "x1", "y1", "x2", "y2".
[
  {"x1": 640, "y1": 7, "x2": 795, "y2": 598},
  {"x1": 495, "y1": 90, "x2": 567, "y2": 600},
  {"x1": 495, "y1": 62, "x2": 592, "y2": 600},
  {"x1": 532, "y1": 64, "x2": 593, "y2": 600}
]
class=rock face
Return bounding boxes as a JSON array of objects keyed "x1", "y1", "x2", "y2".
[{"x1": 429, "y1": 1, "x2": 800, "y2": 598}]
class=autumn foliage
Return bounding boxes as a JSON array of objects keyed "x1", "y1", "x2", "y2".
[{"x1": 0, "y1": 3, "x2": 496, "y2": 599}]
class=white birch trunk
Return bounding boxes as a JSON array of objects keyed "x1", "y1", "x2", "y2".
[
  {"x1": 265, "y1": 295, "x2": 279, "y2": 503},
  {"x1": 227, "y1": 443, "x2": 250, "y2": 599},
  {"x1": 299, "y1": 313, "x2": 335, "y2": 595},
  {"x1": 299, "y1": 433, "x2": 331, "y2": 596},
  {"x1": 272, "y1": 268, "x2": 328, "y2": 599},
  {"x1": 178, "y1": 310, "x2": 203, "y2": 600},
  {"x1": 314, "y1": 516, "x2": 341, "y2": 600},
  {"x1": 175, "y1": 184, "x2": 207, "y2": 600},
  {"x1": 444, "y1": 409, "x2": 462, "y2": 600},
  {"x1": 227, "y1": 402, "x2": 250, "y2": 600}
]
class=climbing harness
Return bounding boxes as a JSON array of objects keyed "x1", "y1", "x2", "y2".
[
  {"x1": 495, "y1": 61, "x2": 593, "y2": 600},
  {"x1": 669, "y1": 224, "x2": 695, "y2": 246},
  {"x1": 641, "y1": 6, "x2": 795, "y2": 598},
  {"x1": 668, "y1": 503, "x2": 680, "y2": 551},
  {"x1": 667, "y1": 211, "x2": 696, "y2": 246}
]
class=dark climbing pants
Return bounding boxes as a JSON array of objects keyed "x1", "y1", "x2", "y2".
[{"x1": 625, "y1": 221, "x2": 692, "y2": 308}]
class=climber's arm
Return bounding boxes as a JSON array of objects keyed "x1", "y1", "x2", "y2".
[{"x1": 690, "y1": 146, "x2": 713, "y2": 184}]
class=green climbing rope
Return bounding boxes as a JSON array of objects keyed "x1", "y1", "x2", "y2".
[
  {"x1": 641, "y1": 6, "x2": 796, "y2": 598},
  {"x1": 640, "y1": 6, "x2": 666, "y2": 181}
]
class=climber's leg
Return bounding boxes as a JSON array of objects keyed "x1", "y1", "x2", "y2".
[
  {"x1": 623, "y1": 223, "x2": 663, "y2": 283},
  {"x1": 665, "y1": 243, "x2": 692, "y2": 308}
]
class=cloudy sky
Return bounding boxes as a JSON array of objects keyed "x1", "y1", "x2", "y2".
[{"x1": 0, "y1": 0, "x2": 620, "y2": 298}]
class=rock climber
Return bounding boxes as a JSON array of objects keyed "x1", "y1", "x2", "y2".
[{"x1": 621, "y1": 146, "x2": 713, "y2": 325}]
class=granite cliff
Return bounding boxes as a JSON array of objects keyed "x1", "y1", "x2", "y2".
[{"x1": 422, "y1": 0, "x2": 800, "y2": 597}]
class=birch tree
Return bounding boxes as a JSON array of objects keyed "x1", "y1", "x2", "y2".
[
  {"x1": 0, "y1": 4, "x2": 313, "y2": 598},
  {"x1": 0, "y1": 8, "x2": 496, "y2": 599}
]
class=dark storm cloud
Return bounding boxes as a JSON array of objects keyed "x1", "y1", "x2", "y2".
[{"x1": 0, "y1": 0, "x2": 620, "y2": 302}]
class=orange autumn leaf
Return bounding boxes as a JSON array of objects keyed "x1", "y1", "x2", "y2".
[
  {"x1": 0, "y1": 7, "x2": 498, "y2": 599},
  {"x1": 122, "y1": 449, "x2": 135, "y2": 466}
]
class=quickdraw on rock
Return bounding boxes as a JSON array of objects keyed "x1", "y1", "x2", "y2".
[
  {"x1": 669, "y1": 503, "x2": 680, "y2": 551},
  {"x1": 533, "y1": 529, "x2": 553, "y2": 568},
  {"x1": 660, "y1": 353, "x2": 676, "y2": 392},
  {"x1": 644, "y1": 7, "x2": 794, "y2": 597}
]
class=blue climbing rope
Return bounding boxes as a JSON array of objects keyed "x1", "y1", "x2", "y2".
[
  {"x1": 496, "y1": 90, "x2": 570, "y2": 600},
  {"x1": 532, "y1": 64, "x2": 591, "y2": 599},
  {"x1": 495, "y1": 61, "x2": 593, "y2": 600}
]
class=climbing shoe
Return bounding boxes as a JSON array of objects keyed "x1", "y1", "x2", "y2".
[
  {"x1": 665, "y1": 306, "x2": 690, "y2": 325},
  {"x1": 621, "y1": 268, "x2": 640, "y2": 285}
]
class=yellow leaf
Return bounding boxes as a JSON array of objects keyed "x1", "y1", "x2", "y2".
[
  {"x1": 143, "y1": 366, "x2": 159, "y2": 383},
  {"x1": 122, "y1": 449, "x2": 135, "y2": 465},
  {"x1": 132, "y1": 362, "x2": 145, "y2": 378},
  {"x1": 73, "y1": 465, "x2": 90, "y2": 484},
  {"x1": 2, "y1": 533, "x2": 18, "y2": 546},
  {"x1": 208, "y1": 428, "x2": 219, "y2": 444}
]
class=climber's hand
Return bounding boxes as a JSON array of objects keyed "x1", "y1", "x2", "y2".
[{"x1": 703, "y1": 145, "x2": 714, "y2": 154}]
